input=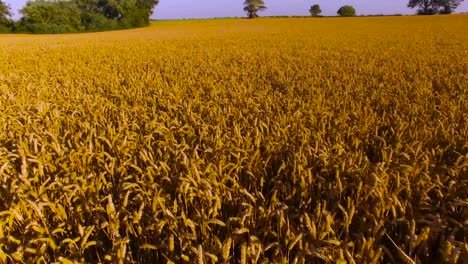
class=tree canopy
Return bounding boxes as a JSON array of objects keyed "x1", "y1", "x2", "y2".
[
  {"x1": 0, "y1": 0, "x2": 12, "y2": 32},
  {"x1": 337, "y1": 5, "x2": 356, "y2": 17},
  {"x1": 309, "y1": 4, "x2": 322, "y2": 17},
  {"x1": 19, "y1": 1, "x2": 82, "y2": 33},
  {"x1": 244, "y1": 0, "x2": 267, "y2": 19},
  {"x1": 408, "y1": 0, "x2": 464, "y2": 14},
  {"x1": 12, "y1": 0, "x2": 160, "y2": 34}
]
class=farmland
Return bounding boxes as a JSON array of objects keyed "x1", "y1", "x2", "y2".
[{"x1": 0, "y1": 15, "x2": 467, "y2": 263}]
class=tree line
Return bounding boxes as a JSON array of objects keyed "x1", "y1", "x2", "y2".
[
  {"x1": 244, "y1": 0, "x2": 464, "y2": 18},
  {"x1": 0, "y1": 0, "x2": 159, "y2": 34},
  {"x1": 408, "y1": 0, "x2": 464, "y2": 14},
  {"x1": 0, "y1": 0, "x2": 465, "y2": 34}
]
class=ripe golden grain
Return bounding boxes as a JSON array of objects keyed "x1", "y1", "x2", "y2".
[{"x1": 0, "y1": 15, "x2": 466, "y2": 263}]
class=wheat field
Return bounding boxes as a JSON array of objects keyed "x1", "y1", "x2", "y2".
[{"x1": 0, "y1": 15, "x2": 467, "y2": 263}]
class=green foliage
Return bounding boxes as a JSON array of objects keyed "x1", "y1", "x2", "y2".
[
  {"x1": 408, "y1": 0, "x2": 438, "y2": 14},
  {"x1": 309, "y1": 4, "x2": 322, "y2": 16},
  {"x1": 337, "y1": 5, "x2": 357, "y2": 17},
  {"x1": 0, "y1": 0, "x2": 12, "y2": 32},
  {"x1": 18, "y1": 0, "x2": 82, "y2": 33},
  {"x1": 80, "y1": 12, "x2": 120, "y2": 31},
  {"x1": 0, "y1": 24, "x2": 10, "y2": 33},
  {"x1": 119, "y1": 1, "x2": 153, "y2": 28},
  {"x1": 16, "y1": 0, "x2": 160, "y2": 34},
  {"x1": 408, "y1": 0, "x2": 464, "y2": 14},
  {"x1": 244, "y1": 0, "x2": 267, "y2": 19}
]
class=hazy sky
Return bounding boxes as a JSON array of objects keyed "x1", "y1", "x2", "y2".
[{"x1": 5, "y1": 0, "x2": 468, "y2": 19}]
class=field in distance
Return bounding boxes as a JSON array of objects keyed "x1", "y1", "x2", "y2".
[{"x1": 0, "y1": 15, "x2": 467, "y2": 263}]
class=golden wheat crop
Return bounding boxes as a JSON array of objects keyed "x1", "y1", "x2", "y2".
[{"x1": 0, "y1": 15, "x2": 467, "y2": 263}]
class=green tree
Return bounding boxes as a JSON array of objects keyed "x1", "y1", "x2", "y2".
[
  {"x1": 438, "y1": 0, "x2": 463, "y2": 14},
  {"x1": 408, "y1": 0, "x2": 439, "y2": 14},
  {"x1": 337, "y1": 5, "x2": 356, "y2": 17},
  {"x1": 18, "y1": 0, "x2": 82, "y2": 33},
  {"x1": 0, "y1": 0, "x2": 12, "y2": 32},
  {"x1": 244, "y1": 0, "x2": 267, "y2": 19},
  {"x1": 408, "y1": 0, "x2": 463, "y2": 14},
  {"x1": 71, "y1": 0, "x2": 117, "y2": 30},
  {"x1": 74, "y1": 0, "x2": 159, "y2": 29},
  {"x1": 16, "y1": 0, "x2": 160, "y2": 33},
  {"x1": 309, "y1": 4, "x2": 322, "y2": 16},
  {"x1": 119, "y1": 0, "x2": 160, "y2": 27}
]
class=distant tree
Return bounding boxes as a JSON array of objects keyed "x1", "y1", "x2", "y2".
[
  {"x1": 337, "y1": 5, "x2": 356, "y2": 16},
  {"x1": 309, "y1": 4, "x2": 322, "y2": 16},
  {"x1": 0, "y1": 0, "x2": 12, "y2": 32},
  {"x1": 408, "y1": 0, "x2": 439, "y2": 14},
  {"x1": 408, "y1": 0, "x2": 463, "y2": 14},
  {"x1": 244, "y1": 0, "x2": 267, "y2": 19},
  {"x1": 436, "y1": 0, "x2": 463, "y2": 14}
]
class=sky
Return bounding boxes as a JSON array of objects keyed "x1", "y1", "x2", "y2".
[{"x1": 5, "y1": 0, "x2": 468, "y2": 20}]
